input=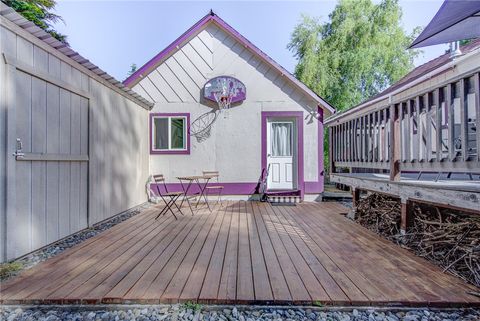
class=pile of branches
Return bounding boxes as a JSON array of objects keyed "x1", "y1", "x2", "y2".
[
  {"x1": 355, "y1": 193, "x2": 402, "y2": 238},
  {"x1": 355, "y1": 193, "x2": 480, "y2": 288},
  {"x1": 403, "y1": 204, "x2": 480, "y2": 288}
]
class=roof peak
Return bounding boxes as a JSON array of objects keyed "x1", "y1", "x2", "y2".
[{"x1": 122, "y1": 11, "x2": 335, "y2": 114}]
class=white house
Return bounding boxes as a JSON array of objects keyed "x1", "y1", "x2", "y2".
[{"x1": 124, "y1": 11, "x2": 335, "y2": 200}]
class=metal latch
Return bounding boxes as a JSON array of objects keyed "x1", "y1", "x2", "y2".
[{"x1": 13, "y1": 138, "x2": 25, "y2": 159}]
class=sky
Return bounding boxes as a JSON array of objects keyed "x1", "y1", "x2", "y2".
[{"x1": 52, "y1": 0, "x2": 448, "y2": 82}]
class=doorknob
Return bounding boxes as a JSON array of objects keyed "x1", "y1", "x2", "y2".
[{"x1": 13, "y1": 138, "x2": 25, "y2": 159}]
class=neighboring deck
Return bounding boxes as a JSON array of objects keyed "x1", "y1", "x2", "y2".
[{"x1": 1, "y1": 201, "x2": 479, "y2": 307}]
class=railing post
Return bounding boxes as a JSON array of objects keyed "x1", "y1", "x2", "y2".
[
  {"x1": 390, "y1": 104, "x2": 401, "y2": 181},
  {"x1": 352, "y1": 188, "x2": 360, "y2": 208},
  {"x1": 329, "y1": 127, "x2": 334, "y2": 174}
]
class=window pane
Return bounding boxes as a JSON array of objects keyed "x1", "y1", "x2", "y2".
[
  {"x1": 271, "y1": 122, "x2": 292, "y2": 156},
  {"x1": 170, "y1": 118, "x2": 185, "y2": 149},
  {"x1": 154, "y1": 118, "x2": 168, "y2": 150}
]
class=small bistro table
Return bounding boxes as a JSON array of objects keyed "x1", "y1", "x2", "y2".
[{"x1": 177, "y1": 174, "x2": 218, "y2": 214}]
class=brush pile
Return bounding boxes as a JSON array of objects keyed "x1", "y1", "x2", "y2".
[
  {"x1": 355, "y1": 193, "x2": 480, "y2": 288},
  {"x1": 355, "y1": 193, "x2": 402, "y2": 237}
]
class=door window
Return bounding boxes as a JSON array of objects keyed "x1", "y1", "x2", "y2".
[{"x1": 270, "y1": 122, "x2": 293, "y2": 157}]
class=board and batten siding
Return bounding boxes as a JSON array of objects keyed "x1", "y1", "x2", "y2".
[
  {"x1": 134, "y1": 23, "x2": 321, "y2": 186},
  {"x1": 0, "y1": 16, "x2": 149, "y2": 262}
]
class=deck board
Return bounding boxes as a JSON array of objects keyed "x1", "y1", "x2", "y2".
[{"x1": 1, "y1": 201, "x2": 479, "y2": 307}]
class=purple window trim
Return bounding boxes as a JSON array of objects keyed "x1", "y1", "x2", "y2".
[
  {"x1": 150, "y1": 113, "x2": 191, "y2": 155},
  {"x1": 261, "y1": 111, "x2": 305, "y2": 198},
  {"x1": 122, "y1": 12, "x2": 335, "y2": 115}
]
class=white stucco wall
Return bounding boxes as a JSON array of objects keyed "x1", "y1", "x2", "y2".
[{"x1": 133, "y1": 23, "x2": 323, "y2": 191}]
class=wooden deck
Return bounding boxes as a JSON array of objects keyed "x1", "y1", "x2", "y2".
[{"x1": 1, "y1": 201, "x2": 479, "y2": 307}]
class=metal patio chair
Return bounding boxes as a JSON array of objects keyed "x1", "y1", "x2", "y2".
[
  {"x1": 152, "y1": 174, "x2": 185, "y2": 220},
  {"x1": 203, "y1": 170, "x2": 224, "y2": 205}
]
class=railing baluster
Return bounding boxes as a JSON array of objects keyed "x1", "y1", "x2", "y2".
[
  {"x1": 405, "y1": 102, "x2": 411, "y2": 162},
  {"x1": 375, "y1": 111, "x2": 380, "y2": 162},
  {"x1": 348, "y1": 120, "x2": 352, "y2": 162},
  {"x1": 415, "y1": 96, "x2": 422, "y2": 162},
  {"x1": 447, "y1": 84, "x2": 455, "y2": 161},
  {"x1": 360, "y1": 116, "x2": 365, "y2": 162},
  {"x1": 474, "y1": 73, "x2": 480, "y2": 161},
  {"x1": 342, "y1": 123, "x2": 344, "y2": 162},
  {"x1": 383, "y1": 108, "x2": 388, "y2": 162},
  {"x1": 329, "y1": 127, "x2": 334, "y2": 173},
  {"x1": 435, "y1": 88, "x2": 442, "y2": 162},
  {"x1": 459, "y1": 78, "x2": 468, "y2": 161},
  {"x1": 426, "y1": 93, "x2": 433, "y2": 161},
  {"x1": 368, "y1": 113, "x2": 373, "y2": 162},
  {"x1": 352, "y1": 119, "x2": 357, "y2": 161}
]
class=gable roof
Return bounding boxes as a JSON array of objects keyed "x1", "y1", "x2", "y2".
[
  {"x1": 123, "y1": 11, "x2": 335, "y2": 115},
  {"x1": 325, "y1": 38, "x2": 480, "y2": 124},
  {"x1": 0, "y1": 3, "x2": 153, "y2": 110}
]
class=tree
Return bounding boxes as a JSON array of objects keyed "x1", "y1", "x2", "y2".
[
  {"x1": 288, "y1": 0, "x2": 419, "y2": 112},
  {"x1": 2, "y1": 0, "x2": 67, "y2": 44},
  {"x1": 127, "y1": 63, "x2": 137, "y2": 77}
]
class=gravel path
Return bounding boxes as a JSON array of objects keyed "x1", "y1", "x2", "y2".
[
  {"x1": 0, "y1": 203, "x2": 150, "y2": 282},
  {"x1": 1, "y1": 305, "x2": 479, "y2": 321}
]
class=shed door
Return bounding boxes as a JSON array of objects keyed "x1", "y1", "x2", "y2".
[
  {"x1": 5, "y1": 66, "x2": 89, "y2": 260},
  {"x1": 266, "y1": 119, "x2": 296, "y2": 190}
]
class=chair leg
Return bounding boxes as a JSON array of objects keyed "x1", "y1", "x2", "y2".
[
  {"x1": 156, "y1": 197, "x2": 178, "y2": 220},
  {"x1": 171, "y1": 195, "x2": 185, "y2": 216}
]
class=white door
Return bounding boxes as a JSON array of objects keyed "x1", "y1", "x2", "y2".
[{"x1": 267, "y1": 120, "x2": 295, "y2": 190}]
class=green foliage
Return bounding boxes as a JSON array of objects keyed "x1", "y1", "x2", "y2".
[
  {"x1": 312, "y1": 300, "x2": 324, "y2": 307},
  {"x1": 2, "y1": 0, "x2": 67, "y2": 44},
  {"x1": 288, "y1": 0, "x2": 419, "y2": 112},
  {"x1": 182, "y1": 301, "x2": 202, "y2": 312},
  {"x1": 127, "y1": 63, "x2": 138, "y2": 77},
  {"x1": 0, "y1": 261, "x2": 23, "y2": 280}
]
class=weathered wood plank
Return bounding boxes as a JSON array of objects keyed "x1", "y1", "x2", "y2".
[{"x1": 2, "y1": 202, "x2": 479, "y2": 307}]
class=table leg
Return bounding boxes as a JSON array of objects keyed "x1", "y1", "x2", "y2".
[
  {"x1": 195, "y1": 178, "x2": 212, "y2": 211},
  {"x1": 179, "y1": 179, "x2": 195, "y2": 215}
]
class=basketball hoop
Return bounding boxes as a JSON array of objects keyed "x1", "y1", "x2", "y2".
[
  {"x1": 212, "y1": 78, "x2": 236, "y2": 113},
  {"x1": 190, "y1": 111, "x2": 218, "y2": 142}
]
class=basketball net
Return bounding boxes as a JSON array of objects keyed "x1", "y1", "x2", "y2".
[{"x1": 213, "y1": 80, "x2": 235, "y2": 118}]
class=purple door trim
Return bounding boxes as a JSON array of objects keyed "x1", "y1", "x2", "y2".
[
  {"x1": 150, "y1": 113, "x2": 191, "y2": 155},
  {"x1": 304, "y1": 107, "x2": 324, "y2": 193},
  {"x1": 261, "y1": 111, "x2": 304, "y2": 198}
]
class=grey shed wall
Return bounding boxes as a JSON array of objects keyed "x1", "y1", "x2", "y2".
[{"x1": 0, "y1": 15, "x2": 150, "y2": 262}]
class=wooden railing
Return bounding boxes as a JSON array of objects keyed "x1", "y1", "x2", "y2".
[{"x1": 328, "y1": 72, "x2": 480, "y2": 179}]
